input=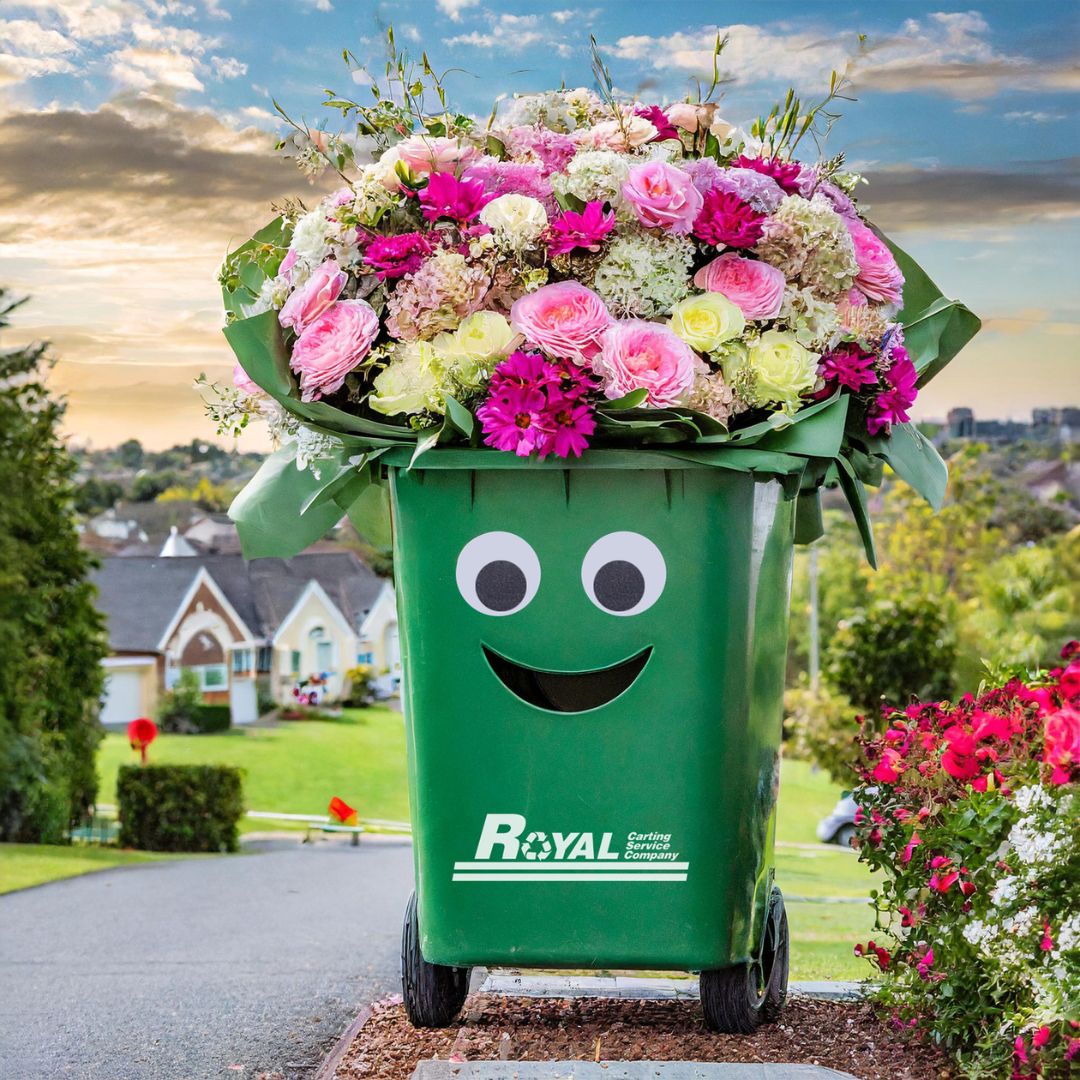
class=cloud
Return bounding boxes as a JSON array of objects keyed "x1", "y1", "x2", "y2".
[
  {"x1": 212, "y1": 55, "x2": 246, "y2": 79},
  {"x1": 445, "y1": 13, "x2": 570, "y2": 56},
  {"x1": 301, "y1": 0, "x2": 333, "y2": 10},
  {"x1": 110, "y1": 46, "x2": 204, "y2": 90},
  {"x1": 606, "y1": 15, "x2": 1080, "y2": 101},
  {"x1": 856, "y1": 158, "x2": 1080, "y2": 231},
  {"x1": 436, "y1": 0, "x2": 480, "y2": 23},
  {"x1": 1003, "y1": 109, "x2": 1068, "y2": 124},
  {"x1": 11, "y1": 0, "x2": 140, "y2": 41}
]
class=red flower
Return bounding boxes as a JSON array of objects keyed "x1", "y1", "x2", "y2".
[
  {"x1": 941, "y1": 725, "x2": 981, "y2": 780},
  {"x1": 1040, "y1": 922, "x2": 1054, "y2": 952},
  {"x1": 854, "y1": 940, "x2": 891, "y2": 971},
  {"x1": 692, "y1": 189, "x2": 765, "y2": 248},
  {"x1": 900, "y1": 832, "x2": 922, "y2": 865},
  {"x1": 1044, "y1": 705, "x2": 1080, "y2": 784},
  {"x1": 872, "y1": 747, "x2": 905, "y2": 783}
]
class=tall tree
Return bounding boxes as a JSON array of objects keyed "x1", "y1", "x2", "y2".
[{"x1": 0, "y1": 291, "x2": 106, "y2": 842}]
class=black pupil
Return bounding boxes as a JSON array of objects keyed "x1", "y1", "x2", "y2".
[
  {"x1": 475, "y1": 560, "x2": 527, "y2": 612},
  {"x1": 593, "y1": 560, "x2": 645, "y2": 612}
]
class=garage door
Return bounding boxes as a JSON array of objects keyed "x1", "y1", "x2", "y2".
[{"x1": 100, "y1": 671, "x2": 143, "y2": 726}]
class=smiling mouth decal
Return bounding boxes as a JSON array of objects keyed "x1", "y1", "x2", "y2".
[{"x1": 482, "y1": 645, "x2": 652, "y2": 713}]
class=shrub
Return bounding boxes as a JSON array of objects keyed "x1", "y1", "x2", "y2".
[
  {"x1": 156, "y1": 669, "x2": 202, "y2": 733},
  {"x1": 194, "y1": 704, "x2": 231, "y2": 733},
  {"x1": 343, "y1": 663, "x2": 375, "y2": 707},
  {"x1": 825, "y1": 595, "x2": 956, "y2": 715},
  {"x1": 851, "y1": 643, "x2": 1080, "y2": 1079},
  {"x1": 117, "y1": 764, "x2": 244, "y2": 852},
  {"x1": 784, "y1": 679, "x2": 860, "y2": 787}
]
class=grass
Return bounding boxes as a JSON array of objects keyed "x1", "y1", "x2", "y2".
[
  {"x1": 97, "y1": 706, "x2": 410, "y2": 826},
  {"x1": 0, "y1": 844, "x2": 185, "y2": 895},
  {"x1": 94, "y1": 713, "x2": 873, "y2": 981}
]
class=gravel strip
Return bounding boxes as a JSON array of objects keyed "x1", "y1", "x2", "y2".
[{"x1": 334, "y1": 995, "x2": 954, "y2": 1080}]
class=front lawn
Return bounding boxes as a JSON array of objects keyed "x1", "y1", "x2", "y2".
[
  {"x1": 95, "y1": 710, "x2": 872, "y2": 980},
  {"x1": 97, "y1": 706, "x2": 410, "y2": 824},
  {"x1": 0, "y1": 844, "x2": 182, "y2": 895}
]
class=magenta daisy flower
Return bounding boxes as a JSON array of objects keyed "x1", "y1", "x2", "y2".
[
  {"x1": 818, "y1": 343, "x2": 879, "y2": 392},
  {"x1": 477, "y1": 384, "x2": 553, "y2": 457},
  {"x1": 418, "y1": 172, "x2": 493, "y2": 223},
  {"x1": 733, "y1": 154, "x2": 805, "y2": 195},
  {"x1": 545, "y1": 201, "x2": 615, "y2": 256},
  {"x1": 867, "y1": 354, "x2": 918, "y2": 435},
  {"x1": 547, "y1": 393, "x2": 596, "y2": 458}
]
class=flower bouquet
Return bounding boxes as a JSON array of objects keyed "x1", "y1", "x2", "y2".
[{"x1": 214, "y1": 36, "x2": 979, "y2": 561}]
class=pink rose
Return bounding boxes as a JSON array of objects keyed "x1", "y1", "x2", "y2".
[
  {"x1": 847, "y1": 218, "x2": 905, "y2": 305},
  {"x1": 621, "y1": 160, "x2": 703, "y2": 234},
  {"x1": 593, "y1": 320, "x2": 697, "y2": 407},
  {"x1": 232, "y1": 362, "x2": 262, "y2": 396},
  {"x1": 278, "y1": 259, "x2": 347, "y2": 334},
  {"x1": 395, "y1": 135, "x2": 477, "y2": 176},
  {"x1": 290, "y1": 299, "x2": 379, "y2": 402},
  {"x1": 693, "y1": 253, "x2": 786, "y2": 321},
  {"x1": 510, "y1": 281, "x2": 612, "y2": 360},
  {"x1": 666, "y1": 102, "x2": 704, "y2": 132}
]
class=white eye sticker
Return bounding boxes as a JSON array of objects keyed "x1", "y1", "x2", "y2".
[
  {"x1": 582, "y1": 532, "x2": 666, "y2": 617},
  {"x1": 456, "y1": 532, "x2": 541, "y2": 616}
]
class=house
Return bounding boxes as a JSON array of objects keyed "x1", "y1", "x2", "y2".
[{"x1": 92, "y1": 552, "x2": 399, "y2": 727}]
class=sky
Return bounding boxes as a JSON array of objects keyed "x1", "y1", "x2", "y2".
[{"x1": 0, "y1": 0, "x2": 1078, "y2": 450}]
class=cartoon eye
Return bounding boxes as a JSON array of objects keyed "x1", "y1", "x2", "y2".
[
  {"x1": 456, "y1": 532, "x2": 541, "y2": 616},
  {"x1": 582, "y1": 532, "x2": 666, "y2": 616}
]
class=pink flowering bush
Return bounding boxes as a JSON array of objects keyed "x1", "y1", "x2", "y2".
[{"x1": 853, "y1": 641, "x2": 1080, "y2": 1079}]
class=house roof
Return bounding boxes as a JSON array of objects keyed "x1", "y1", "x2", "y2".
[{"x1": 93, "y1": 551, "x2": 386, "y2": 652}]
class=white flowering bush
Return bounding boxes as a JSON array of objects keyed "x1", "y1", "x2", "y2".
[{"x1": 853, "y1": 642, "x2": 1080, "y2": 1078}]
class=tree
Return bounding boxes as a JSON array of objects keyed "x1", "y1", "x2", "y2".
[
  {"x1": 117, "y1": 438, "x2": 144, "y2": 470},
  {"x1": 0, "y1": 291, "x2": 107, "y2": 842},
  {"x1": 74, "y1": 477, "x2": 125, "y2": 515},
  {"x1": 131, "y1": 471, "x2": 176, "y2": 502}
]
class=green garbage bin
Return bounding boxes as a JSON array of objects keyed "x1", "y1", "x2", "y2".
[{"x1": 391, "y1": 451, "x2": 794, "y2": 1032}]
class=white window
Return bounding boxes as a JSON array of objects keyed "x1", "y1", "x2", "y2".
[
  {"x1": 231, "y1": 648, "x2": 253, "y2": 675},
  {"x1": 309, "y1": 626, "x2": 334, "y2": 674},
  {"x1": 193, "y1": 664, "x2": 228, "y2": 690}
]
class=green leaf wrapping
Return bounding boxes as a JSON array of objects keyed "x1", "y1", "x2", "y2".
[{"x1": 219, "y1": 227, "x2": 978, "y2": 565}]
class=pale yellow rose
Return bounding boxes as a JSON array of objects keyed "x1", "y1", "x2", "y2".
[
  {"x1": 669, "y1": 292, "x2": 746, "y2": 353},
  {"x1": 432, "y1": 312, "x2": 514, "y2": 367},
  {"x1": 726, "y1": 329, "x2": 819, "y2": 415},
  {"x1": 368, "y1": 342, "x2": 440, "y2": 415}
]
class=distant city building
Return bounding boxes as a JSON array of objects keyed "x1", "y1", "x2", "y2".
[
  {"x1": 947, "y1": 407, "x2": 975, "y2": 438},
  {"x1": 941, "y1": 407, "x2": 1079, "y2": 445}
]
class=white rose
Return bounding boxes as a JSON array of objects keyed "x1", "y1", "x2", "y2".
[{"x1": 479, "y1": 194, "x2": 548, "y2": 250}]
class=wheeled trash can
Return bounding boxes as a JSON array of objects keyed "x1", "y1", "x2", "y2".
[{"x1": 390, "y1": 451, "x2": 793, "y2": 1033}]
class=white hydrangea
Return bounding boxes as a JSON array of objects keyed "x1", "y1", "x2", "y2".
[
  {"x1": 1008, "y1": 816, "x2": 1065, "y2": 867},
  {"x1": 592, "y1": 230, "x2": 694, "y2": 319},
  {"x1": 1057, "y1": 913, "x2": 1080, "y2": 952},
  {"x1": 552, "y1": 150, "x2": 630, "y2": 206},
  {"x1": 288, "y1": 205, "x2": 332, "y2": 269},
  {"x1": 990, "y1": 876, "x2": 1020, "y2": 907},
  {"x1": 962, "y1": 919, "x2": 993, "y2": 948},
  {"x1": 501, "y1": 90, "x2": 581, "y2": 131}
]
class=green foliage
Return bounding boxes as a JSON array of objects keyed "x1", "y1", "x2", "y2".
[
  {"x1": 157, "y1": 475, "x2": 236, "y2": 512},
  {"x1": 117, "y1": 764, "x2": 243, "y2": 852},
  {"x1": 784, "y1": 679, "x2": 860, "y2": 787},
  {"x1": 74, "y1": 478, "x2": 125, "y2": 515},
  {"x1": 194, "y1": 705, "x2": 232, "y2": 733},
  {"x1": 0, "y1": 291, "x2": 106, "y2": 843},
  {"x1": 825, "y1": 595, "x2": 956, "y2": 714},
  {"x1": 157, "y1": 670, "x2": 232, "y2": 733},
  {"x1": 116, "y1": 439, "x2": 145, "y2": 470},
  {"x1": 131, "y1": 471, "x2": 176, "y2": 502},
  {"x1": 156, "y1": 669, "x2": 203, "y2": 734}
]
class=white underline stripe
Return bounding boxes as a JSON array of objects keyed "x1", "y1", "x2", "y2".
[
  {"x1": 452, "y1": 861, "x2": 689, "y2": 871},
  {"x1": 452, "y1": 873, "x2": 688, "y2": 882}
]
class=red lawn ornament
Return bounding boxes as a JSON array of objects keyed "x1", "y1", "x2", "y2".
[
  {"x1": 328, "y1": 796, "x2": 358, "y2": 826},
  {"x1": 128, "y1": 717, "x2": 157, "y2": 765}
]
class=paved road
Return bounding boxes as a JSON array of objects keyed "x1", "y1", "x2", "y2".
[{"x1": 0, "y1": 839, "x2": 414, "y2": 1080}]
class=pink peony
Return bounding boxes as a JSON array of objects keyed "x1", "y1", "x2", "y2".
[
  {"x1": 363, "y1": 233, "x2": 432, "y2": 280},
  {"x1": 290, "y1": 299, "x2": 379, "y2": 402},
  {"x1": 232, "y1": 362, "x2": 262, "y2": 396},
  {"x1": 593, "y1": 320, "x2": 697, "y2": 407},
  {"x1": 278, "y1": 259, "x2": 347, "y2": 334},
  {"x1": 621, "y1": 160, "x2": 703, "y2": 235},
  {"x1": 694, "y1": 253, "x2": 785, "y2": 320},
  {"x1": 847, "y1": 218, "x2": 905, "y2": 305},
  {"x1": 394, "y1": 135, "x2": 477, "y2": 176},
  {"x1": 510, "y1": 281, "x2": 612, "y2": 360}
]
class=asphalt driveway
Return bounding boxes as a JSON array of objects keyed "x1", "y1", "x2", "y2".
[{"x1": 0, "y1": 839, "x2": 414, "y2": 1080}]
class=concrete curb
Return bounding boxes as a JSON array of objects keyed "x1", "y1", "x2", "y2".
[{"x1": 313, "y1": 1005, "x2": 373, "y2": 1080}]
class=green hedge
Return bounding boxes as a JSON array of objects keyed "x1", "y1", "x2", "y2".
[
  {"x1": 194, "y1": 704, "x2": 232, "y2": 733},
  {"x1": 117, "y1": 764, "x2": 243, "y2": 852}
]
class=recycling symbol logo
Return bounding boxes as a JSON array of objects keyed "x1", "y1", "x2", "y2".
[{"x1": 520, "y1": 831, "x2": 553, "y2": 861}]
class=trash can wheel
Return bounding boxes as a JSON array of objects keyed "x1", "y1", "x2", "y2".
[
  {"x1": 400, "y1": 891, "x2": 470, "y2": 1027},
  {"x1": 700, "y1": 885, "x2": 789, "y2": 1033}
]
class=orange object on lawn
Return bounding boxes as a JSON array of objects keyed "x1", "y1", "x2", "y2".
[
  {"x1": 128, "y1": 717, "x2": 157, "y2": 765},
  {"x1": 328, "y1": 796, "x2": 359, "y2": 826}
]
